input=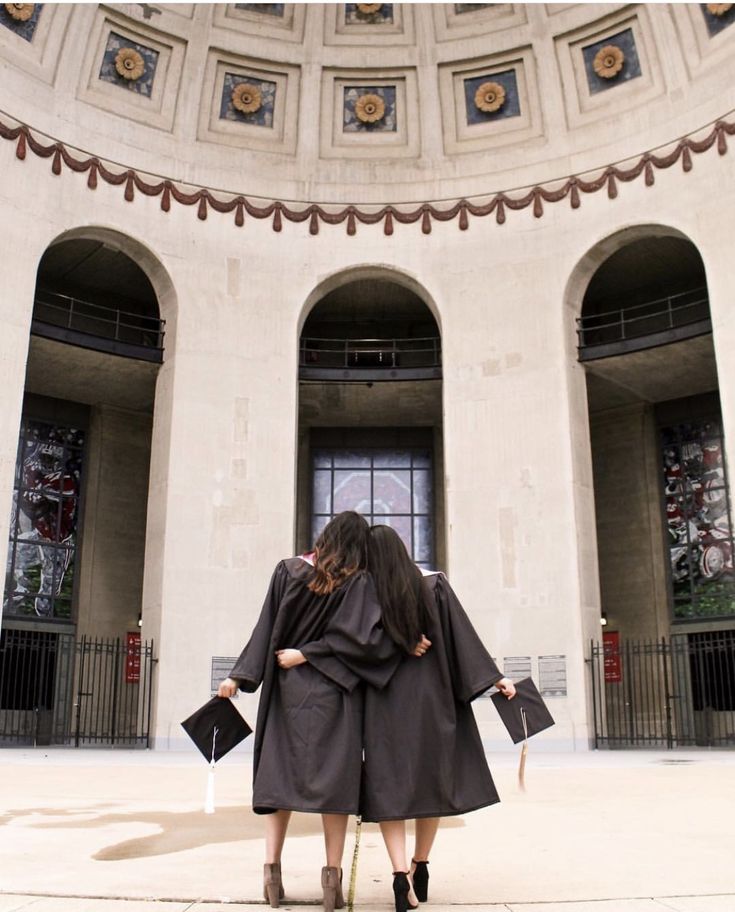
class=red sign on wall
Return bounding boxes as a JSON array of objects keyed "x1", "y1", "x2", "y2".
[
  {"x1": 603, "y1": 630, "x2": 622, "y2": 684},
  {"x1": 126, "y1": 631, "x2": 141, "y2": 684}
]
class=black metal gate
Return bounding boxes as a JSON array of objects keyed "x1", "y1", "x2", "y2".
[
  {"x1": 0, "y1": 629, "x2": 156, "y2": 747},
  {"x1": 590, "y1": 632, "x2": 735, "y2": 748}
]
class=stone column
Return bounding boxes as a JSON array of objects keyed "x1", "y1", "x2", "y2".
[
  {"x1": 140, "y1": 255, "x2": 299, "y2": 747},
  {"x1": 75, "y1": 404, "x2": 153, "y2": 640},
  {"x1": 699, "y1": 218, "x2": 735, "y2": 514},
  {"x1": 0, "y1": 236, "x2": 43, "y2": 630},
  {"x1": 439, "y1": 244, "x2": 599, "y2": 751}
]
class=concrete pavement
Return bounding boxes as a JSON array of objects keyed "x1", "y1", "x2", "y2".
[{"x1": 1, "y1": 748, "x2": 734, "y2": 912}]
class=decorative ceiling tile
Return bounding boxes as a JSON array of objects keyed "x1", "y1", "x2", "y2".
[
  {"x1": 199, "y1": 52, "x2": 299, "y2": 153},
  {"x1": 343, "y1": 85, "x2": 397, "y2": 132},
  {"x1": 555, "y1": 10, "x2": 663, "y2": 128},
  {"x1": 1, "y1": 3, "x2": 42, "y2": 42},
  {"x1": 220, "y1": 72, "x2": 276, "y2": 127},
  {"x1": 325, "y1": 2, "x2": 411, "y2": 44},
  {"x1": 701, "y1": 3, "x2": 735, "y2": 36},
  {"x1": 463, "y1": 69, "x2": 520, "y2": 125},
  {"x1": 99, "y1": 31, "x2": 159, "y2": 98},
  {"x1": 454, "y1": 3, "x2": 492, "y2": 13},
  {"x1": 582, "y1": 28, "x2": 642, "y2": 94},
  {"x1": 434, "y1": 3, "x2": 525, "y2": 40},
  {"x1": 321, "y1": 71, "x2": 417, "y2": 158},
  {"x1": 440, "y1": 49, "x2": 540, "y2": 154},
  {"x1": 233, "y1": 3, "x2": 285, "y2": 16},
  {"x1": 345, "y1": 4, "x2": 394, "y2": 25}
]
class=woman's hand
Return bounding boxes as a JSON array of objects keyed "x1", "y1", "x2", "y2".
[
  {"x1": 276, "y1": 648, "x2": 307, "y2": 669},
  {"x1": 412, "y1": 635, "x2": 432, "y2": 657},
  {"x1": 495, "y1": 677, "x2": 516, "y2": 699},
  {"x1": 217, "y1": 677, "x2": 239, "y2": 698}
]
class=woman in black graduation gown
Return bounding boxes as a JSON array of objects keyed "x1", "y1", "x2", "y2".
[
  {"x1": 218, "y1": 512, "x2": 403, "y2": 912},
  {"x1": 362, "y1": 524, "x2": 516, "y2": 912}
]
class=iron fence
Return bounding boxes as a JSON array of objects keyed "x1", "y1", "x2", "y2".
[
  {"x1": 589, "y1": 632, "x2": 735, "y2": 748},
  {"x1": 0, "y1": 629, "x2": 156, "y2": 747}
]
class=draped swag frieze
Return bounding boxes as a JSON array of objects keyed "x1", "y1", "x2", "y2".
[{"x1": 1, "y1": 110, "x2": 734, "y2": 235}]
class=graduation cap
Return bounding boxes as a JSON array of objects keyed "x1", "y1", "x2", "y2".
[
  {"x1": 181, "y1": 696, "x2": 252, "y2": 813},
  {"x1": 491, "y1": 677, "x2": 554, "y2": 791}
]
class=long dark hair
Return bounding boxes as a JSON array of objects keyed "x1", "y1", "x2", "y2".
[
  {"x1": 368, "y1": 524, "x2": 430, "y2": 654},
  {"x1": 308, "y1": 511, "x2": 369, "y2": 595}
]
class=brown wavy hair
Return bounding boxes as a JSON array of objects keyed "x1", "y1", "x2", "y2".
[
  {"x1": 368, "y1": 524, "x2": 430, "y2": 654},
  {"x1": 308, "y1": 511, "x2": 369, "y2": 595}
]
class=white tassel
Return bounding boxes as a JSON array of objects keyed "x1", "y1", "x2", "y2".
[
  {"x1": 205, "y1": 759, "x2": 215, "y2": 814},
  {"x1": 518, "y1": 707, "x2": 528, "y2": 793}
]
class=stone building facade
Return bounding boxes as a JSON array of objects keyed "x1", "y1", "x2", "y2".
[{"x1": 1, "y1": 3, "x2": 735, "y2": 750}]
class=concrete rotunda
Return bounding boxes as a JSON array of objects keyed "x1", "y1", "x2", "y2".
[{"x1": 1, "y1": 2, "x2": 735, "y2": 751}]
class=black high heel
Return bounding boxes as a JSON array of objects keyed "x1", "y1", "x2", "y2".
[
  {"x1": 392, "y1": 872, "x2": 419, "y2": 912},
  {"x1": 411, "y1": 860, "x2": 429, "y2": 903}
]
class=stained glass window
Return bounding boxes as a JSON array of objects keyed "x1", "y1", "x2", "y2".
[
  {"x1": 4, "y1": 420, "x2": 85, "y2": 621},
  {"x1": 311, "y1": 447, "x2": 434, "y2": 569},
  {"x1": 661, "y1": 417, "x2": 735, "y2": 619}
]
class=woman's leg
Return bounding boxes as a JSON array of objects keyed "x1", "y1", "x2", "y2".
[
  {"x1": 412, "y1": 817, "x2": 440, "y2": 863},
  {"x1": 379, "y1": 820, "x2": 409, "y2": 872},
  {"x1": 410, "y1": 818, "x2": 439, "y2": 903},
  {"x1": 380, "y1": 820, "x2": 418, "y2": 907},
  {"x1": 264, "y1": 811, "x2": 291, "y2": 907},
  {"x1": 321, "y1": 813, "x2": 349, "y2": 868},
  {"x1": 321, "y1": 815, "x2": 348, "y2": 911},
  {"x1": 265, "y1": 809, "x2": 292, "y2": 863}
]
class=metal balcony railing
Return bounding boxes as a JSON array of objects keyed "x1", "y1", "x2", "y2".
[
  {"x1": 577, "y1": 287, "x2": 711, "y2": 361},
  {"x1": 32, "y1": 290, "x2": 165, "y2": 363},
  {"x1": 299, "y1": 336, "x2": 442, "y2": 381}
]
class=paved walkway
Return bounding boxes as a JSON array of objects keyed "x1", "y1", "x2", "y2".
[{"x1": 1, "y1": 748, "x2": 734, "y2": 912}]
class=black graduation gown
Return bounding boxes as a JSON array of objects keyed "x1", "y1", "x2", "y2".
[
  {"x1": 360, "y1": 572, "x2": 504, "y2": 822},
  {"x1": 229, "y1": 558, "x2": 399, "y2": 815}
]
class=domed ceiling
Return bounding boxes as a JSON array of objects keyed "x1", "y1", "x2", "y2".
[{"x1": 1, "y1": 3, "x2": 734, "y2": 212}]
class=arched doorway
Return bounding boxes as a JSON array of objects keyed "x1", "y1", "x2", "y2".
[
  {"x1": 296, "y1": 270, "x2": 444, "y2": 569},
  {"x1": 576, "y1": 228, "x2": 735, "y2": 747},
  {"x1": 0, "y1": 230, "x2": 169, "y2": 746}
]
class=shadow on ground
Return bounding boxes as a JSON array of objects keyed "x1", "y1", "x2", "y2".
[{"x1": 0, "y1": 805, "x2": 464, "y2": 860}]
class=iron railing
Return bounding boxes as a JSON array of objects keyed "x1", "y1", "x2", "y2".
[
  {"x1": 0, "y1": 629, "x2": 156, "y2": 747},
  {"x1": 589, "y1": 632, "x2": 735, "y2": 748},
  {"x1": 32, "y1": 289, "x2": 165, "y2": 363},
  {"x1": 577, "y1": 287, "x2": 711, "y2": 361},
  {"x1": 299, "y1": 336, "x2": 442, "y2": 381}
]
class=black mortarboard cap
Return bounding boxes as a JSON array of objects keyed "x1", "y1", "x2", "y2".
[
  {"x1": 181, "y1": 696, "x2": 252, "y2": 763},
  {"x1": 491, "y1": 677, "x2": 554, "y2": 743},
  {"x1": 492, "y1": 678, "x2": 554, "y2": 791}
]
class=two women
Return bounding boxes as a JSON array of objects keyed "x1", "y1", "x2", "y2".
[{"x1": 220, "y1": 513, "x2": 513, "y2": 912}]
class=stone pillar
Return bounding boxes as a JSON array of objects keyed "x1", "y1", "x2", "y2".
[
  {"x1": 140, "y1": 258, "x2": 299, "y2": 748},
  {"x1": 75, "y1": 405, "x2": 153, "y2": 640},
  {"x1": 589, "y1": 402, "x2": 669, "y2": 640},
  {"x1": 440, "y1": 251, "x2": 599, "y2": 750},
  {"x1": 0, "y1": 240, "x2": 41, "y2": 630},
  {"x1": 699, "y1": 220, "x2": 735, "y2": 513}
]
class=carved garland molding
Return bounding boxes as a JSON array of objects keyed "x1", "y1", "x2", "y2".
[{"x1": 0, "y1": 111, "x2": 734, "y2": 235}]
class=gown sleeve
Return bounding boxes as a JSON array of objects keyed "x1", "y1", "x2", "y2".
[
  {"x1": 300, "y1": 572, "x2": 402, "y2": 691},
  {"x1": 228, "y1": 561, "x2": 289, "y2": 692},
  {"x1": 434, "y1": 573, "x2": 504, "y2": 703}
]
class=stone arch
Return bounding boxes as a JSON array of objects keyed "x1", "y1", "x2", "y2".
[
  {"x1": 564, "y1": 223, "x2": 700, "y2": 321},
  {"x1": 298, "y1": 263, "x2": 443, "y2": 337},
  {"x1": 295, "y1": 263, "x2": 446, "y2": 569},
  {"x1": 42, "y1": 225, "x2": 178, "y2": 339}
]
